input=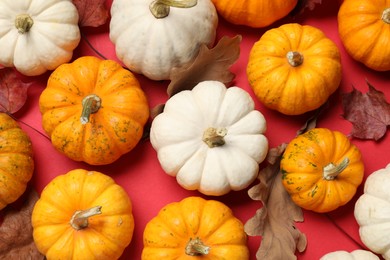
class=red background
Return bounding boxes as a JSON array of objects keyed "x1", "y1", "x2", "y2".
[{"x1": 14, "y1": 0, "x2": 390, "y2": 259}]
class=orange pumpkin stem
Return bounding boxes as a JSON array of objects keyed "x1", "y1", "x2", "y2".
[
  {"x1": 286, "y1": 51, "x2": 304, "y2": 67},
  {"x1": 81, "y1": 94, "x2": 102, "y2": 125},
  {"x1": 382, "y1": 8, "x2": 390, "y2": 24},
  {"x1": 149, "y1": 0, "x2": 197, "y2": 18},
  {"x1": 15, "y1": 14, "x2": 34, "y2": 34},
  {"x1": 185, "y1": 237, "x2": 210, "y2": 256},
  {"x1": 202, "y1": 127, "x2": 227, "y2": 148},
  {"x1": 323, "y1": 157, "x2": 350, "y2": 180},
  {"x1": 70, "y1": 206, "x2": 102, "y2": 230}
]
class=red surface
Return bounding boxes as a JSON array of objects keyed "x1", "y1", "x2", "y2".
[{"x1": 14, "y1": 0, "x2": 390, "y2": 259}]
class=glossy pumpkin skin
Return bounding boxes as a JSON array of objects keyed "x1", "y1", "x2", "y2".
[
  {"x1": 32, "y1": 169, "x2": 134, "y2": 260},
  {"x1": 0, "y1": 113, "x2": 34, "y2": 210},
  {"x1": 280, "y1": 128, "x2": 364, "y2": 213},
  {"x1": 211, "y1": 0, "x2": 297, "y2": 28},
  {"x1": 142, "y1": 196, "x2": 249, "y2": 259},
  {"x1": 247, "y1": 23, "x2": 342, "y2": 115},
  {"x1": 338, "y1": 0, "x2": 390, "y2": 71},
  {"x1": 39, "y1": 56, "x2": 150, "y2": 165}
]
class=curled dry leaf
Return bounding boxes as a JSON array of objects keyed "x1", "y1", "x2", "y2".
[
  {"x1": 342, "y1": 81, "x2": 390, "y2": 141},
  {"x1": 291, "y1": 0, "x2": 322, "y2": 16},
  {"x1": 73, "y1": 0, "x2": 109, "y2": 27},
  {"x1": 150, "y1": 35, "x2": 242, "y2": 119},
  {"x1": 0, "y1": 68, "x2": 31, "y2": 114},
  {"x1": 245, "y1": 145, "x2": 307, "y2": 260},
  {"x1": 0, "y1": 188, "x2": 44, "y2": 259}
]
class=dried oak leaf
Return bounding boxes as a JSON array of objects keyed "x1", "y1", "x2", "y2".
[
  {"x1": 73, "y1": 0, "x2": 109, "y2": 27},
  {"x1": 290, "y1": 0, "x2": 322, "y2": 16},
  {"x1": 342, "y1": 81, "x2": 390, "y2": 141},
  {"x1": 150, "y1": 35, "x2": 242, "y2": 119},
  {"x1": 245, "y1": 145, "x2": 307, "y2": 260},
  {"x1": 0, "y1": 188, "x2": 44, "y2": 259},
  {"x1": 0, "y1": 68, "x2": 31, "y2": 114}
]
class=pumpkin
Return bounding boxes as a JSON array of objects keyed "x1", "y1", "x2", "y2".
[
  {"x1": 354, "y1": 164, "x2": 390, "y2": 259},
  {"x1": 39, "y1": 56, "x2": 149, "y2": 165},
  {"x1": 280, "y1": 128, "x2": 364, "y2": 213},
  {"x1": 320, "y1": 250, "x2": 379, "y2": 260},
  {"x1": 149, "y1": 81, "x2": 269, "y2": 196},
  {"x1": 338, "y1": 0, "x2": 390, "y2": 71},
  {"x1": 0, "y1": 113, "x2": 34, "y2": 210},
  {"x1": 247, "y1": 23, "x2": 342, "y2": 115},
  {"x1": 109, "y1": 0, "x2": 218, "y2": 80},
  {"x1": 0, "y1": 0, "x2": 80, "y2": 76},
  {"x1": 211, "y1": 0, "x2": 297, "y2": 28},
  {"x1": 32, "y1": 169, "x2": 134, "y2": 260},
  {"x1": 142, "y1": 196, "x2": 249, "y2": 259}
]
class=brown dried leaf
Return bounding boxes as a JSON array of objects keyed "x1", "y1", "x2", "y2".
[
  {"x1": 290, "y1": 0, "x2": 322, "y2": 16},
  {"x1": 73, "y1": 0, "x2": 109, "y2": 27},
  {"x1": 245, "y1": 145, "x2": 307, "y2": 260},
  {"x1": 167, "y1": 35, "x2": 242, "y2": 97},
  {"x1": 0, "y1": 68, "x2": 31, "y2": 114},
  {"x1": 0, "y1": 188, "x2": 44, "y2": 259},
  {"x1": 342, "y1": 81, "x2": 390, "y2": 141}
]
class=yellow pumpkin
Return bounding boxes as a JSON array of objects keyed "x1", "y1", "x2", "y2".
[
  {"x1": 142, "y1": 196, "x2": 249, "y2": 259},
  {"x1": 32, "y1": 169, "x2": 134, "y2": 260},
  {"x1": 39, "y1": 56, "x2": 150, "y2": 165},
  {"x1": 247, "y1": 23, "x2": 342, "y2": 115},
  {"x1": 338, "y1": 0, "x2": 390, "y2": 71},
  {"x1": 211, "y1": 0, "x2": 298, "y2": 28},
  {"x1": 280, "y1": 128, "x2": 364, "y2": 213},
  {"x1": 0, "y1": 113, "x2": 34, "y2": 210}
]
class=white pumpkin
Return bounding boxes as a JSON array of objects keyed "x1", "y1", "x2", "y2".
[
  {"x1": 150, "y1": 81, "x2": 269, "y2": 196},
  {"x1": 320, "y1": 250, "x2": 379, "y2": 260},
  {"x1": 109, "y1": 0, "x2": 218, "y2": 81},
  {"x1": 354, "y1": 164, "x2": 390, "y2": 260},
  {"x1": 0, "y1": 0, "x2": 80, "y2": 76}
]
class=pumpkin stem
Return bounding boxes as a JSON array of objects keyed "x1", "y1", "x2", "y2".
[
  {"x1": 149, "y1": 0, "x2": 197, "y2": 19},
  {"x1": 323, "y1": 157, "x2": 350, "y2": 180},
  {"x1": 185, "y1": 237, "x2": 210, "y2": 256},
  {"x1": 70, "y1": 206, "x2": 102, "y2": 230},
  {"x1": 80, "y1": 94, "x2": 102, "y2": 125},
  {"x1": 286, "y1": 51, "x2": 304, "y2": 67},
  {"x1": 15, "y1": 14, "x2": 34, "y2": 34},
  {"x1": 382, "y1": 8, "x2": 390, "y2": 24},
  {"x1": 202, "y1": 127, "x2": 227, "y2": 148}
]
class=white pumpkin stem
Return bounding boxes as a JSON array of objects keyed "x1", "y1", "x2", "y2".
[
  {"x1": 15, "y1": 14, "x2": 34, "y2": 34},
  {"x1": 323, "y1": 157, "x2": 350, "y2": 180},
  {"x1": 286, "y1": 51, "x2": 304, "y2": 67},
  {"x1": 80, "y1": 94, "x2": 102, "y2": 124},
  {"x1": 70, "y1": 206, "x2": 102, "y2": 230},
  {"x1": 149, "y1": 0, "x2": 197, "y2": 19},
  {"x1": 202, "y1": 127, "x2": 227, "y2": 148},
  {"x1": 185, "y1": 237, "x2": 210, "y2": 256},
  {"x1": 382, "y1": 8, "x2": 390, "y2": 24}
]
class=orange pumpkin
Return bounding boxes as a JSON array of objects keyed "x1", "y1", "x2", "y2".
[
  {"x1": 280, "y1": 128, "x2": 364, "y2": 213},
  {"x1": 0, "y1": 113, "x2": 34, "y2": 210},
  {"x1": 39, "y1": 56, "x2": 150, "y2": 165},
  {"x1": 211, "y1": 0, "x2": 297, "y2": 27},
  {"x1": 338, "y1": 0, "x2": 390, "y2": 71},
  {"x1": 247, "y1": 23, "x2": 342, "y2": 115}
]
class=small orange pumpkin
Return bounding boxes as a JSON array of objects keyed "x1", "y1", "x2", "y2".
[
  {"x1": 39, "y1": 56, "x2": 150, "y2": 165},
  {"x1": 211, "y1": 0, "x2": 297, "y2": 28},
  {"x1": 338, "y1": 0, "x2": 390, "y2": 71},
  {"x1": 142, "y1": 196, "x2": 249, "y2": 259},
  {"x1": 247, "y1": 23, "x2": 342, "y2": 115},
  {"x1": 32, "y1": 169, "x2": 134, "y2": 259},
  {"x1": 0, "y1": 113, "x2": 34, "y2": 210},
  {"x1": 280, "y1": 128, "x2": 364, "y2": 213}
]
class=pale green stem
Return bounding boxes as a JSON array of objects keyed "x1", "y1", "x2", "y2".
[{"x1": 149, "y1": 0, "x2": 197, "y2": 18}]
